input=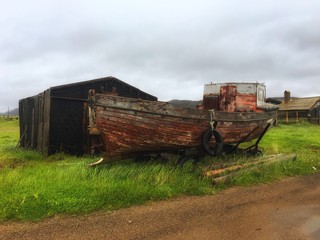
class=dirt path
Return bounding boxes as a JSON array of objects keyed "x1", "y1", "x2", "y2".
[{"x1": 1, "y1": 173, "x2": 320, "y2": 240}]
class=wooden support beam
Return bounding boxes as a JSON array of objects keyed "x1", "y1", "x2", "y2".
[{"x1": 207, "y1": 154, "x2": 297, "y2": 185}]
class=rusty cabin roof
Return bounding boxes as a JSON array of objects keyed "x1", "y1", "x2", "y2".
[{"x1": 279, "y1": 97, "x2": 320, "y2": 111}]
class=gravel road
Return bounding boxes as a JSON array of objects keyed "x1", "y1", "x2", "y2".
[{"x1": 1, "y1": 173, "x2": 319, "y2": 240}]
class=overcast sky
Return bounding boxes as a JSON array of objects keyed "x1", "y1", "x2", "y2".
[{"x1": 1, "y1": 0, "x2": 320, "y2": 112}]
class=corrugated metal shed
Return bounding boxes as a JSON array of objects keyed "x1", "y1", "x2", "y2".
[{"x1": 19, "y1": 76, "x2": 157, "y2": 156}]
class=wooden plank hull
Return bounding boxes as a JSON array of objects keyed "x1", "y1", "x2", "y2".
[{"x1": 89, "y1": 92, "x2": 276, "y2": 161}]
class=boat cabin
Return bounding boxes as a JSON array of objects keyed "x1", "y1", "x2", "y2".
[{"x1": 202, "y1": 82, "x2": 270, "y2": 112}]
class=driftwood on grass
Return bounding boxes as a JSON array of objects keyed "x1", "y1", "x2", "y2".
[{"x1": 206, "y1": 154, "x2": 297, "y2": 185}]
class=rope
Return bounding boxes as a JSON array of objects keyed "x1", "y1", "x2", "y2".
[{"x1": 209, "y1": 109, "x2": 216, "y2": 131}]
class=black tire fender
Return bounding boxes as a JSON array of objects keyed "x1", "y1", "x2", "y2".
[{"x1": 202, "y1": 129, "x2": 224, "y2": 156}]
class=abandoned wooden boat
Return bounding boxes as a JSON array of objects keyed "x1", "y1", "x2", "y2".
[{"x1": 87, "y1": 82, "x2": 278, "y2": 165}]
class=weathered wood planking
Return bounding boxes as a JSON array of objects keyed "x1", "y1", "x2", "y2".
[{"x1": 89, "y1": 92, "x2": 276, "y2": 162}]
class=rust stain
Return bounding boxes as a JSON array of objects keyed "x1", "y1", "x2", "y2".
[
  {"x1": 202, "y1": 83, "x2": 265, "y2": 112},
  {"x1": 88, "y1": 86, "x2": 276, "y2": 162}
]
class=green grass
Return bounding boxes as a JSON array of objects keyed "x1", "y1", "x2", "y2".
[
  {"x1": 219, "y1": 122, "x2": 320, "y2": 186},
  {"x1": 0, "y1": 118, "x2": 211, "y2": 221},
  {"x1": 0, "y1": 118, "x2": 319, "y2": 222},
  {"x1": 0, "y1": 160, "x2": 210, "y2": 221}
]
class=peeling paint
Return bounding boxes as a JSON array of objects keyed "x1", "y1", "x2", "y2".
[{"x1": 88, "y1": 86, "x2": 276, "y2": 162}]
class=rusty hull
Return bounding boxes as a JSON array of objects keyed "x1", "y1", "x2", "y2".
[{"x1": 88, "y1": 90, "x2": 276, "y2": 162}]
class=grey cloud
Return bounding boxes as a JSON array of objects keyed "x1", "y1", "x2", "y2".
[{"x1": 0, "y1": 0, "x2": 320, "y2": 112}]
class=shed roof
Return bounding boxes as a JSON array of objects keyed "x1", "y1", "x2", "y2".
[
  {"x1": 50, "y1": 76, "x2": 156, "y2": 97},
  {"x1": 20, "y1": 76, "x2": 157, "y2": 101},
  {"x1": 50, "y1": 76, "x2": 142, "y2": 92},
  {"x1": 279, "y1": 97, "x2": 320, "y2": 111}
]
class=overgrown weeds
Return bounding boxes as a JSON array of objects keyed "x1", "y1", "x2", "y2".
[{"x1": 0, "y1": 119, "x2": 319, "y2": 221}]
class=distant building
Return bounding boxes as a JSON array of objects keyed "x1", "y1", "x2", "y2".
[
  {"x1": 19, "y1": 76, "x2": 157, "y2": 156},
  {"x1": 277, "y1": 91, "x2": 320, "y2": 124}
]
